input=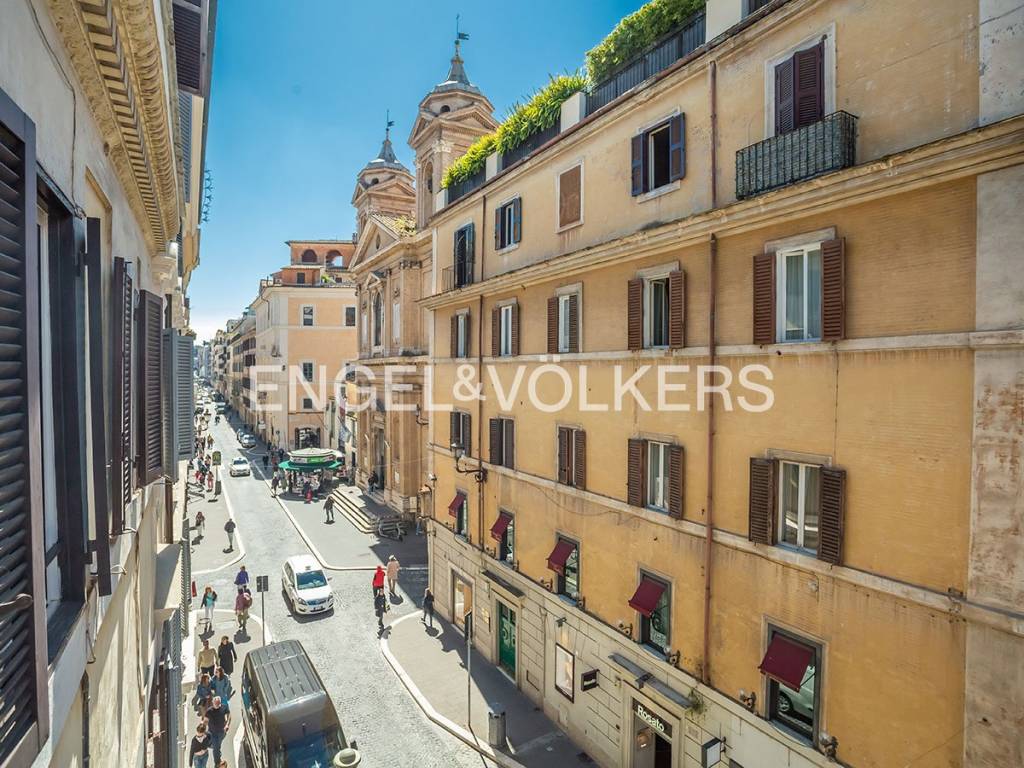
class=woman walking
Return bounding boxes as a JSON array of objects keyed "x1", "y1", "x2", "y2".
[
  {"x1": 188, "y1": 722, "x2": 211, "y2": 768},
  {"x1": 193, "y1": 672, "x2": 213, "y2": 718},
  {"x1": 201, "y1": 586, "x2": 217, "y2": 630},
  {"x1": 234, "y1": 587, "x2": 251, "y2": 634},
  {"x1": 211, "y1": 667, "x2": 233, "y2": 712},
  {"x1": 422, "y1": 587, "x2": 435, "y2": 629},
  {"x1": 217, "y1": 635, "x2": 237, "y2": 676}
]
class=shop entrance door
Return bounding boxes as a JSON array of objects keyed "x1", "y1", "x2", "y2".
[
  {"x1": 497, "y1": 602, "x2": 516, "y2": 678},
  {"x1": 452, "y1": 574, "x2": 472, "y2": 632},
  {"x1": 630, "y1": 699, "x2": 674, "y2": 768}
]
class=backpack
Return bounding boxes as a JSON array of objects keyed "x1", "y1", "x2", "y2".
[{"x1": 243, "y1": 593, "x2": 253, "y2": 609}]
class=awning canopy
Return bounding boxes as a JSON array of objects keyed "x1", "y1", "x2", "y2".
[
  {"x1": 278, "y1": 460, "x2": 341, "y2": 473},
  {"x1": 758, "y1": 634, "x2": 814, "y2": 692},
  {"x1": 153, "y1": 542, "x2": 183, "y2": 622},
  {"x1": 628, "y1": 577, "x2": 667, "y2": 618},
  {"x1": 448, "y1": 492, "x2": 466, "y2": 517},
  {"x1": 546, "y1": 539, "x2": 576, "y2": 575},
  {"x1": 489, "y1": 512, "x2": 512, "y2": 541}
]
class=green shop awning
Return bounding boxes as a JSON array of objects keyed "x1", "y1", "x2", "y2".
[{"x1": 278, "y1": 460, "x2": 341, "y2": 473}]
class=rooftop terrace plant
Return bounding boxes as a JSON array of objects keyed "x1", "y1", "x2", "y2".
[
  {"x1": 442, "y1": 73, "x2": 586, "y2": 189},
  {"x1": 585, "y1": 0, "x2": 705, "y2": 85}
]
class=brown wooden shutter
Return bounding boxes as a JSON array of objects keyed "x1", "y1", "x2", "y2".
[
  {"x1": 137, "y1": 290, "x2": 164, "y2": 484},
  {"x1": 630, "y1": 133, "x2": 645, "y2": 196},
  {"x1": 668, "y1": 270, "x2": 685, "y2": 349},
  {"x1": 668, "y1": 444, "x2": 684, "y2": 518},
  {"x1": 489, "y1": 418, "x2": 502, "y2": 465},
  {"x1": 547, "y1": 296, "x2": 559, "y2": 354},
  {"x1": 494, "y1": 206, "x2": 502, "y2": 250},
  {"x1": 818, "y1": 467, "x2": 845, "y2": 565},
  {"x1": 557, "y1": 427, "x2": 570, "y2": 484},
  {"x1": 627, "y1": 278, "x2": 644, "y2": 351},
  {"x1": 172, "y1": 1, "x2": 203, "y2": 93},
  {"x1": 668, "y1": 113, "x2": 686, "y2": 182},
  {"x1": 490, "y1": 307, "x2": 500, "y2": 357},
  {"x1": 752, "y1": 252, "x2": 776, "y2": 345},
  {"x1": 820, "y1": 238, "x2": 845, "y2": 341},
  {"x1": 86, "y1": 219, "x2": 112, "y2": 596},
  {"x1": 450, "y1": 411, "x2": 459, "y2": 449},
  {"x1": 450, "y1": 313, "x2": 459, "y2": 357},
  {"x1": 510, "y1": 303, "x2": 520, "y2": 356},
  {"x1": 748, "y1": 458, "x2": 776, "y2": 544},
  {"x1": 559, "y1": 165, "x2": 581, "y2": 227},
  {"x1": 573, "y1": 429, "x2": 586, "y2": 490},
  {"x1": 627, "y1": 438, "x2": 647, "y2": 507},
  {"x1": 503, "y1": 419, "x2": 515, "y2": 470},
  {"x1": 512, "y1": 197, "x2": 522, "y2": 244},
  {"x1": 568, "y1": 294, "x2": 579, "y2": 353},
  {"x1": 462, "y1": 412, "x2": 472, "y2": 457},
  {"x1": 774, "y1": 56, "x2": 796, "y2": 134},
  {"x1": 794, "y1": 41, "x2": 824, "y2": 129},
  {"x1": 111, "y1": 257, "x2": 133, "y2": 534}
]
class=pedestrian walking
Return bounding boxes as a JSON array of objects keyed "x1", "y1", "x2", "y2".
[
  {"x1": 262, "y1": 454, "x2": 269, "y2": 471},
  {"x1": 234, "y1": 587, "x2": 252, "y2": 633},
  {"x1": 207, "y1": 434, "x2": 214, "y2": 449},
  {"x1": 211, "y1": 667, "x2": 233, "y2": 711},
  {"x1": 271, "y1": 473, "x2": 279, "y2": 497},
  {"x1": 200, "y1": 587, "x2": 217, "y2": 631},
  {"x1": 234, "y1": 565, "x2": 249, "y2": 589},
  {"x1": 194, "y1": 509, "x2": 205, "y2": 540},
  {"x1": 386, "y1": 555, "x2": 400, "y2": 594},
  {"x1": 193, "y1": 673, "x2": 213, "y2": 717},
  {"x1": 206, "y1": 470, "x2": 214, "y2": 493},
  {"x1": 188, "y1": 722, "x2": 211, "y2": 768},
  {"x1": 374, "y1": 588, "x2": 388, "y2": 634},
  {"x1": 372, "y1": 565, "x2": 385, "y2": 596},
  {"x1": 323, "y1": 494, "x2": 335, "y2": 524},
  {"x1": 224, "y1": 519, "x2": 236, "y2": 552},
  {"x1": 217, "y1": 636, "x2": 237, "y2": 676},
  {"x1": 287, "y1": 472, "x2": 294, "y2": 494},
  {"x1": 197, "y1": 639, "x2": 217, "y2": 678},
  {"x1": 205, "y1": 696, "x2": 230, "y2": 765},
  {"x1": 303, "y1": 479, "x2": 312, "y2": 504},
  {"x1": 422, "y1": 587, "x2": 435, "y2": 629}
]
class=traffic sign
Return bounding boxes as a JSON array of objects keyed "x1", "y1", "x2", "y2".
[{"x1": 256, "y1": 575, "x2": 269, "y2": 593}]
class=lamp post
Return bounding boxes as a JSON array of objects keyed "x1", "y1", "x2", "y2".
[{"x1": 451, "y1": 443, "x2": 487, "y2": 483}]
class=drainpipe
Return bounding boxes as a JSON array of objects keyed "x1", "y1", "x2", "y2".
[
  {"x1": 701, "y1": 60, "x2": 719, "y2": 686},
  {"x1": 476, "y1": 195, "x2": 487, "y2": 553}
]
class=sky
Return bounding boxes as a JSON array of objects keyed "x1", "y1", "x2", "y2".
[{"x1": 188, "y1": 0, "x2": 645, "y2": 342}]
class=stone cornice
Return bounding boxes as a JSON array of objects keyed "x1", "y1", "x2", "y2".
[
  {"x1": 422, "y1": 116, "x2": 1024, "y2": 310},
  {"x1": 46, "y1": 0, "x2": 181, "y2": 250}
]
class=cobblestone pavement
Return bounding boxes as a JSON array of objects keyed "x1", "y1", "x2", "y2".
[{"x1": 193, "y1": 412, "x2": 494, "y2": 768}]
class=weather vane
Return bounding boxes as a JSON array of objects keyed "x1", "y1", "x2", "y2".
[
  {"x1": 455, "y1": 14, "x2": 469, "y2": 49},
  {"x1": 385, "y1": 109, "x2": 394, "y2": 139}
]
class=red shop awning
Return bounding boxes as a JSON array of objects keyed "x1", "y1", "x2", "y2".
[
  {"x1": 546, "y1": 539, "x2": 576, "y2": 575},
  {"x1": 758, "y1": 634, "x2": 814, "y2": 692},
  {"x1": 448, "y1": 492, "x2": 466, "y2": 517},
  {"x1": 490, "y1": 512, "x2": 512, "y2": 541},
  {"x1": 628, "y1": 577, "x2": 667, "y2": 618}
]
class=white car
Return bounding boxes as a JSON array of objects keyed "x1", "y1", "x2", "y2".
[
  {"x1": 239, "y1": 434, "x2": 256, "y2": 449},
  {"x1": 229, "y1": 457, "x2": 251, "y2": 477},
  {"x1": 281, "y1": 555, "x2": 334, "y2": 615}
]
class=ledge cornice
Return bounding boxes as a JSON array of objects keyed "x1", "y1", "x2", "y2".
[{"x1": 46, "y1": 0, "x2": 181, "y2": 250}]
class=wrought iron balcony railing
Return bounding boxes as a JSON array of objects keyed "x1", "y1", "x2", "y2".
[
  {"x1": 442, "y1": 258, "x2": 476, "y2": 292},
  {"x1": 735, "y1": 111, "x2": 858, "y2": 199}
]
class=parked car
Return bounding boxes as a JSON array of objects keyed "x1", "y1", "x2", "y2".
[
  {"x1": 229, "y1": 457, "x2": 251, "y2": 477},
  {"x1": 776, "y1": 665, "x2": 816, "y2": 724},
  {"x1": 240, "y1": 434, "x2": 256, "y2": 449},
  {"x1": 281, "y1": 555, "x2": 334, "y2": 615},
  {"x1": 240, "y1": 640, "x2": 360, "y2": 768}
]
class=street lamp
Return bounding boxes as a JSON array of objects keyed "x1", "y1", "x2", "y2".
[{"x1": 451, "y1": 442, "x2": 487, "y2": 482}]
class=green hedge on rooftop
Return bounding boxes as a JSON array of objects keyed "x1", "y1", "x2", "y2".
[{"x1": 586, "y1": 0, "x2": 705, "y2": 85}]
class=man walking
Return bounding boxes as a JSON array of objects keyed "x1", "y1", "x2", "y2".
[
  {"x1": 205, "y1": 696, "x2": 230, "y2": 765},
  {"x1": 324, "y1": 494, "x2": 335, "y2": 524},
  {"x1": 271, "y1": 473, "x2": 279, "y2": 497},
  {"x1": 374, "y1": 588, "x2": 388, "y2": 635},
  {"x1": 197, "y1": 639, "x2": 217, "y2": 678},
  {"x1": 422, "y1": 587, "x2": 435, "y2": 629},
  {"x1": 234, "y1": 565, "x2": 249, "y2": 590},
  {"x1": 235, "y1": 587, "x2": 252, "y2": 634},
  {"x1": 262, "y1": 453, "x2": 269, "y2": 472},
  {"x1": 386, "y1": 555, "x2": 400, "y2": 594},
  {"x1": 224, "y1": 518, "x2": 236, "y2": 552}
]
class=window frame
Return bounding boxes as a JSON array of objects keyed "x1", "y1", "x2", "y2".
[
  {"x1": 392, "y1": 298, "x2": 400, "y2": 342},
  {"x1": 763, "y1": 25, "x2": 836, "y2": 139},
  {"x1": 647, "y1": 122, "x2": 672, "y2": 192},
  {"x1": 765, "y1": 625, "x2": 822, "y2": 747},
  {"x1": 555, "y1": 161, "x2": 584, "y2": 232},
  {"x1": 557, "y1": 294, "x2": 572, "y2": 354},
  {"x1": 495, "y1": 197, "x2": 521, "y2": 252},
  {"x1": 556, "y1": 537, "x2": 580, "y2": 599},
  {"x1": 455, "y1": 311, "x2": 469, "y2": 358},
  {"x1": 344, "y1": 306, "x2": 356, "y2": 327},
  {"x1": 498, "y1": 510, "x2": 515, "y2": 565},
  {"x1": 644, "y1": 277, "x2": 670, "y2": 348},
  {"x1": 776, "y1": 460, "x2": 821, "y2": 555},
  {"x1": 646, "y1": 441, "x2": 670, "y2": 511},
  {"x1": 554, "y1": 643, "x2": 575, "y2": 702},
  {"x1": 499, "y1": 304, "x2": 513, "y2": 357},
  {"x1": 301, "y1": 361, "x2": 314, "y2": 382},
  {"x1": 454, "y1": 491, "x2": 469, "y2": 537},
  {"x1": 776, "y1": 243, "x2": 822, "y2": 343},
  {"x1": 301, "y1": 304, "x2": 314, "y2": 327},
  {"x1": 301, "y1": 397, "x2": 314, "y2": 410},
  {"x1": 638, "y1": 573, "x2": 671, "y2": 656},
  {"x1": 454, "y1": 222, "x2": 474, "y2": 288}
]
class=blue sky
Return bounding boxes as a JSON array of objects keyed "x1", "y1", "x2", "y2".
[{"x1": 189, "y1": 0, "x2": 644, "y2": 341}]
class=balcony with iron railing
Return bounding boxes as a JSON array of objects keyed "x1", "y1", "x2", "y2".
[
  {"x1": 735, "y1": 111, "x2": 858, "y2": 199},
  {"x1": 442, "y1": 258, "x2": 476, "y2": 292}
]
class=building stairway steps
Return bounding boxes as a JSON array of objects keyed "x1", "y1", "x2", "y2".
[{"x1": 331, "y1": 488, "x2": 402, "y2": 535}]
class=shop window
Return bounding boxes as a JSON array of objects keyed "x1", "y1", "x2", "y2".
[
  {"x1": 554, "y1": 643, "x2": 574, "y2": 701},
  {"x1": 760, "y1": 627, "x2": 821, "y2": 745}
]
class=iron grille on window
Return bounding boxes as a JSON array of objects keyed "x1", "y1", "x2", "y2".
[{"x1": 735, "y1": 111, "x2": 857, "y2": 199}]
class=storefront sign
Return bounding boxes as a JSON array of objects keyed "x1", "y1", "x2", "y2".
[
  {"x1": 581, "y1": 669, "x2": 599, "y2": 691},
  {"x1": 212, "y1": 451, "x2": 221, "y2": 466},
  {"x1": 633, "y1": 700, "x2": 671, "y2": 738},
  {"x1": 701, "y1": 737, "x2": 723, "y2": 767}
]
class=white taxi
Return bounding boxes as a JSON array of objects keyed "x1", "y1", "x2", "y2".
[{"x1": 281, "y1": 555, "x2": 334, "y2": 615}]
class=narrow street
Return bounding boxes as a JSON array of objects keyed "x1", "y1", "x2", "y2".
[{"x1": 189, "y1": 409, "x2": 493, "y2": 768}]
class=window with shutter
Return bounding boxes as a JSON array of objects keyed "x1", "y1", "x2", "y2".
[
  {"x1": 490, "y1": 418, "x2": 514, "y2": 469},
  {"x1": 627, "y1": 438, "x2": 647, "y2": 507},
  {"x1": 547, "y1": 297, "x2": 559, "y2": 354},
  {"x1": 489, "y1": 418, "x2": 502, "y2": 466},
  {"x1": 137, "y1": 290, "x2": 164, "y2": 484},
  {"x1": 627, "y1": 279, "x2": 643, "y2": 351},
  {"x1": 752, "y1": 252, "x2": 776, "y2": 345},
  {"x1": 557, "y1": 164, "x2": 582, "y2": 229},
  {"x1": 490, "y1": 307, "x2": 500, "y2": 357},
  {"x1": 111, "y1": 258, "x2": 133, "y2": 534},
  {"x1": 774, "y1": 57, "x2": 796, "y2": 135},
  {"x1": 573, "y1": 429, "x2": 586, "y2": 490},
  {"x1": 774, "y1": 41, "x2": 824, "y2": 136},
  {"x1": 668, "y1": 444, "x2": 684, "y2": 518},
  {"x1": 450, "y1": 314, "x2": 459, "y2": 357},
  {"x1": 820, "y1": 238, "x2": 845, "y2": 341},
  {"x1": 748, "y1": 458, "x2": 776, "y2": 545},
  {"x1": 567, "y1": 293, "x2": 580, "y2": 354},
  {"x1": 0, "y1": 87, "x2": 50, "y2": 762},
  {"x1": 510, "y1": 303, "x2": 519, "y2": 356},
  {"x1": 668, "y1": 270, "x2": 685, "y2": 349},
  {"x1": 557, "y1": 427, "x2": 571, "y2": 484},
  {"x1": 631, "y1": 115, "x2": 685, "y2": 195},
  {"x1": 818, "y1": 466, "x2": 846, "y2": 565}
]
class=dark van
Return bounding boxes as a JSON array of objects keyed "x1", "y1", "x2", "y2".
[{"x1": 240, "y1": 640, "x2": 361, "y2": 767}]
